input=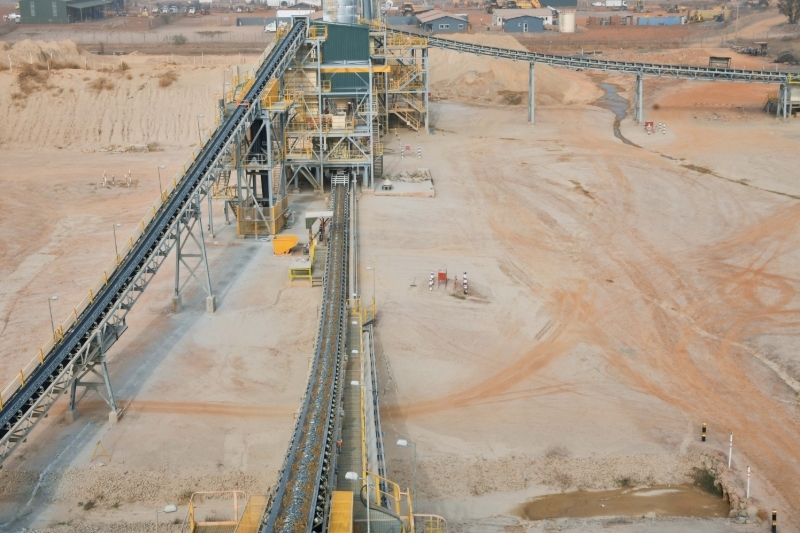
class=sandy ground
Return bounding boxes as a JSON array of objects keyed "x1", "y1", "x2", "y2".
[
  {"x1": 362, "y1": 91, "x2": 800, "y2": 531},
  {"x1": 1, "y1": 25, "x2": 800, "y2": 533}
]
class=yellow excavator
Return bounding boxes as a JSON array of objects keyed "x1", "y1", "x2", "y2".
[{"x1": 485, "y1": 0, "x2": 540, "y2": 13}]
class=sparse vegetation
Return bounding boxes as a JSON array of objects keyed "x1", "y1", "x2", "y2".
[
  {"x1": 778, "y1": 0, "x2": 800, "y2": 24},
  {"x1": 82, "y1": 500, "x2": 96, "y2": 511},
  {"x1": 88, "y1": 76, "x2": 115, "y2": 92},
  {"x1": 171, "y1": 34, "x2": 188, "y2": 45},
  {"x1": 158, "y1": 70, "x2": 179, "y2": 88},
  {"x1": 615, "y1": 476, "x2": 632, "y2": 488},
  {"x1": 15, "y1": 63, "x2": 53, "y2": 97}
]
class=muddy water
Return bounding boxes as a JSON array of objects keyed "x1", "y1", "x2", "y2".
[
  {"x1": 593, "y1": 83, "x2": 637, "y2": 147},
  {"x1": 515, "y1": 485, "x2": 729, "y2": 520}
]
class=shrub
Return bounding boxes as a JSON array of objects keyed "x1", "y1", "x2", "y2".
[
  {"x1": 171, "y1": 34, "x2": 188, "y2": 45},
  {"x1": 158, "y1": 70, "x2": 178, "y2": 88},
  {"x1": 88, "y1": 76, "x2": 115, "y2": 92}
]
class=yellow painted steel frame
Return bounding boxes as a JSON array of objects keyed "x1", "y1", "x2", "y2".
[
  {"x1": 234, "y1": 494, "x2": 269, "y2": 533},
  {"x1": 329, "y1": 491, "x2": 354, "y2": 533},
  {"x1": 288, "y1": 238, "x2": 317, "y2": 281}
]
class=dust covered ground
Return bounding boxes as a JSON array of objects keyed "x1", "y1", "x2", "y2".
[
  {"x1": 363, "y1": 41, "x2": 800, "y2": 533},
  {"x1": 1, "y1": 23, "x2": 800, "y2": 533}
]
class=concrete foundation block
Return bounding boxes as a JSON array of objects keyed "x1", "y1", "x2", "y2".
[
  {"x1": 65, "y1": 409, "x2": 79, "y2": 423},
  {"x1": 172, "y1": 294, "x2": 182, "y2": 313},
  {"x1": 206, "y1": 295, "x2": 217, "y2": 313},
  {"x1": 108, "y1": 410, "x2": 120, "y2": 424}
]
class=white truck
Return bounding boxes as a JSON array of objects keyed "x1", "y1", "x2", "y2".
[
  {"x1": 591, "y1": 0, "x2": 627, "y2": 6},
  {"x1": 4, "y1": 13, "x2": 21, "y2": 22}
]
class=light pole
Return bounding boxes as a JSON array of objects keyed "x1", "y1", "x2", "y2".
[
  {"x1": 155, "y1": 504, "x2": 177, "y2": 533},
  {"x1": 157, "y1": 165, "x2": 166, "y2": 197},
  {"x1": 397, "y1": 439, "x2": 417, "y2": 505},
  {"x1": 47, "y1": 295, "x2": 58, "y2": 337},
  {"x1": 366, "y1": 266, "x2": 376, "y2": 307},
  {"x1": 196, "y1": 114, "x2": 205, "y2": 144},
  {"x1": 222, "y1": 68, "x2": 231, "y2": 101},
  {"x1": 345, "y1": 472, "x2": 371, "y2": 533},
  {"x1": 112, "y1": 223, "x2": 122, "y2": 261}
]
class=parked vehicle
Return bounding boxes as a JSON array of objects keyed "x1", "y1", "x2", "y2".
[
  {"x1": 161, "y1": 5, "x2": 169, "y2": 13},
  {"x1": 189, "y1": 6, "x2": 196, "y2": 13},
  {"x1": 4, "y1": 13, "x2": 22, "y2": 22},
  {"x1": 169, "y1": 5, "x2": 178, "y2": 12}
]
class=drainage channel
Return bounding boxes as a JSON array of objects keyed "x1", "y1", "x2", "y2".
[{"x1": 593, "y1": 83, "x2": 638, "y2": 147}]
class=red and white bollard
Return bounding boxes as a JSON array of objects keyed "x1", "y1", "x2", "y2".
[
  {"x1": 429, "y1": 271, "x2": 434, "y2": 291},
  {"x1": 463, "y1": 271, "x2": 468, "y2": 295},
  {"x1": 102, "y1": 169, "x2": 107, "y2": 188}
]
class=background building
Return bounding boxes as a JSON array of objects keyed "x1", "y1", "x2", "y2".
[
  {"x1": 493, "y1": 7, "x2": 553, "y2": 25},
  {"x1": 18, "y1": 0, "x2": 113, "y2": 23},
  {"x1": 501, "y1": 13, "x2": 545, "y2": 32},
  {"x1": 416, "y1": 10, "x2": 469, "y2": 33}
]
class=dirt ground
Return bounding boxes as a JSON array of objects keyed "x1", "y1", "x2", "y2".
[
  {"x1": 364, "y1": 81, "x2": 800, "y2": 532},
  {"x1": 1, "y1": 19, "x2": 800, "y2": 533}
]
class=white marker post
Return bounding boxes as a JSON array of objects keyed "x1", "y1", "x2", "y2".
[
  {"x1": 728, "y1": 433, "x2": 733, "y2": 468},
  {"x1": 746, "y1": 466, "x2": 750, "y2": 498}
]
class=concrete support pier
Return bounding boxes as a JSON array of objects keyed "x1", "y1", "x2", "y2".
[{"x1": 528, "y1": 61, "x2": 535, "y2": 124}]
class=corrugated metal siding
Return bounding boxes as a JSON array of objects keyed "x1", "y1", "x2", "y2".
[
  {"x1": 545, "y1": 0, "x2": 577, "y2": 6},
  {"x1": 20, "y1": 0, "x2": 69, "y2": 24},
  {"x1": 326, "y1": 72, "x2": 369, "y2": 93},
  {"x1": 322, "y1": 22, "x2": 370, "y2": 62},
  {"x1": 636, "y1": 15, "x2": 683, "y2": 25},
  {"x1": 422, "y1": 16, "x2": 468, "y2": 33},
  {"x1": 502, "y1": 16, "x2": 544, "y2": 32}
]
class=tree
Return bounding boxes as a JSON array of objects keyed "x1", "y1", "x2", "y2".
[{"x1": 778, "y1": 0, "x2": 800, "y2": 24}]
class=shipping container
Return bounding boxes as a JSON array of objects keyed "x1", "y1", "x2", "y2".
[{"x1": 637, "y1": 15, "x2": 683, "y2": 25}]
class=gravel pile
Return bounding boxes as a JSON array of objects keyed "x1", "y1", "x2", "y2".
[
  {"x1": 4, "y1": 465, "x2": 272, "y2": 506},
  {"x1": 389, "y1": 452, "x2": 710, "y2": 500}
]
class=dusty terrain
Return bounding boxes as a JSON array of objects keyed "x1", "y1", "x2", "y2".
[
  {"x1": 1, "y1": 16, "x2": 800, "y2": 533},
  {"x1": 365, "y1": 65, "x2": 800, "y2": 533}
]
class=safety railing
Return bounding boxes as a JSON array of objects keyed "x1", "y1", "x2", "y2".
[
  {"x1": 365, "y1": 470, "x2": 414, "y2": 533},
  {"x1": 374, "y1": 142, "x2": 384, "y2": 156},
  {"x1": 414, "y1": 515, "x2": 447, "y2": 533},
  {"x1": 308, "y1": 24, "x2": 328, "y2": 40},
  {"x1": 233, "y1": 494, "x2": 268, "y2": 533},
  {"x1": 180, "y1": 491, "x2": 247, "y2": 533},
  {"x1": 386, "y1": 32, "x2": 428, "y2": 49},
  {"x1": 0, "y1": 116, "x2": 223, "y2": 412}
]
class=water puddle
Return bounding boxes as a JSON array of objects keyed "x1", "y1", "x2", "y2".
[
  {"x1": 515, "y1": 485, "x2": 729, "y2": 520},
  {"x1": 592, "y1": 83, "x2": 638, "y2": 147}
]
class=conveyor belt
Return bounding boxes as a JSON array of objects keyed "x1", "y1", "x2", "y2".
[
  {"x1": 0, "y1": 20, "x2": 307, "y2": 454},
  {"x1": 261, "y1": 182, "x2": 350, "y2": 533},
  {"x1": 389, "y1": 28, "x2": 796, "y2": 83}
]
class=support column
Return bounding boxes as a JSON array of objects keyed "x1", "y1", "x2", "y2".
[
  {"x1": 634, "y1": 74, "x2": 644, "y2": 125},
  {"x1": 173, "y1": 198, "x2": 216, "y2": 313},
  {"x1": 528, "y1": 61, "x2": 535, "y2": 124},
  {"x1": 207, "y1": 185, "x2": 214, "y2": 238},
  {"x1": 783, "y1": 83, "x2": 789, "y2": 121},
  {"x1": 100, "y1": 359, "x2": 119, "y2": 423},
  {"x1": 173, "y1": 221, "x2": 182, "y2": 312},
  {"x1": 423, "y1": 47, "x2": 430, "y2": 134}
]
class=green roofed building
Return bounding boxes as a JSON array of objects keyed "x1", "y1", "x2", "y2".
[{"x1": 18, "y1": 0, "x2": 114, "y2": 23}]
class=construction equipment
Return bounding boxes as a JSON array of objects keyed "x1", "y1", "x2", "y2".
[{"x1": 398, "y1": 2, "x2": 433, "y2": 15}]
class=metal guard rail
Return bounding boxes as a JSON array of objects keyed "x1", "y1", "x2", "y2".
[
  {"x1": 388, "y1": 29, "x2": 794, "y2": 84},
  {"x1": 0, "y1": 19, "x2": 307, "y2": 436}
]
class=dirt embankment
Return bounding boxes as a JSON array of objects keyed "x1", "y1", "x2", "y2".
[
  {"x1": 429, "y1": 33, "x2": 603, "y2": 106},
  {"x1": 0, "y1": 40, "x2": 234, "y2": 150}
]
